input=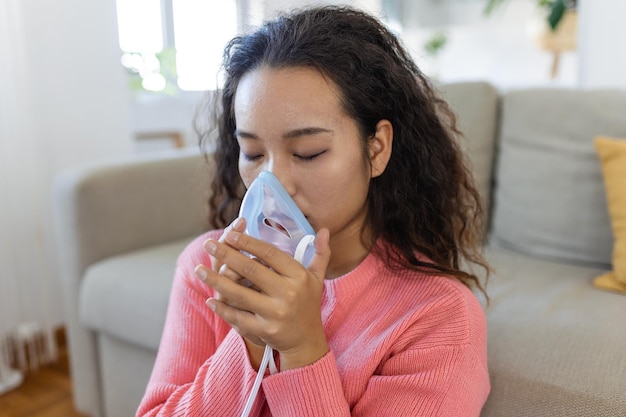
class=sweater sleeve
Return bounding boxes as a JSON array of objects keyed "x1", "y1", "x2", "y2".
[
  {"x1": 136, "y1": 233, "x2": 267, "y2": 417},
  {"x1": 262, "y1": 350, "x2": 351, "y2": 416}
]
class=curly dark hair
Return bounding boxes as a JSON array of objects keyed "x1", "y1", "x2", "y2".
[{"x1": 199, "y1": 5, "x2": 490, "y2": 295}]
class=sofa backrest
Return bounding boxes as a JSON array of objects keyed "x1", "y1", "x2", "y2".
[
  {"x1": 489, "y1": 87, "x2": 626, "y2": 267},
  {"x1": 438, "y1": 82, "x2": 500, "y2": 233}
]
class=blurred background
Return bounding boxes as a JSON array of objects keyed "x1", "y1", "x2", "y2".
[{"x1": 0, "y1": 0, "x2": 624, "y2": 393}]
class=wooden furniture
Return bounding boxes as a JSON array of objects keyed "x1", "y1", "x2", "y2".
[{"x1": 135, "y1": 131, "x2": 185, "y2": 149}]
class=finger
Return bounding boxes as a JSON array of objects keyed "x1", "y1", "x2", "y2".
[
  {"x1": 206, "y1": 297, "x2": 266, "y2": 345},
  {"x1": 222, "y1": 231, "x2": 304, "y2": 278},
  {"x1": 206, "y1": 237, "x2": 284, "y2": 294},
  {"x1": 229, "y1": 217, "x2": 247, "y2": 234},
  {"x1": 201, "y1": 266, "x2": 268, "y2": 314},
  {"x1": 220, "y1": 263, "x2": 261, "y2": 291},
  {"x1": 217, "y1": 263, "x2": 242, "y2": 301},
  {"x1": 220, "y1": 217, "x2": 246, "y2": 238},
  {"x1": 195, "y1": 264, "x2": 223, "y2": 300},
  {"x1": 208, "y1": 217, "x2": 247, "y2": 271},
  {"x1": 219, "y1": 263, "x2": 240, "y2": 280},
  {"x1": 307, "y1": 228, "x2": 331, "y2": 282},
  {"x1": 196, "y1": 264, "x2": 252, "y2": 302}
]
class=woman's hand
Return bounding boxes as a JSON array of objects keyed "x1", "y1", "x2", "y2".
[
  {"x1": 198, "y1": 217, "x2": 266, "y2": 367},
  {"x1": 208, "y1": 217, "x2": 247, "y2": 298},
  {"x1": 195, "y1": 228, "x2": 332, "y2": 371}
]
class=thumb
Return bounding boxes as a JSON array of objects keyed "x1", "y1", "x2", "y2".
[{"x1": 307, "y1": 228, "x2": 331, "y2": 282}]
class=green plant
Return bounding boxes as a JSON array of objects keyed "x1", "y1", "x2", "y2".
[
  {"x1": 484, "y1": 0, "x2": 577, "y2": 30},
  {"x1": 424, "y1": 31, "x2": 448, "y2": 57}
]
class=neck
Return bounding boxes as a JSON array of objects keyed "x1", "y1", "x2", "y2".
[{"x1": 325, "y1": 223, "x2": 374, "y2": 279}]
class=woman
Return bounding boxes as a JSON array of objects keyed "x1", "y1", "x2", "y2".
[{"x1": 137, "y1": 6, "x2": 490, "y2": 417}]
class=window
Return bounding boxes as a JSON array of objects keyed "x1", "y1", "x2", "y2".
[{"x1": 116, "y1": 0, "x2": 238, "y2": 92}]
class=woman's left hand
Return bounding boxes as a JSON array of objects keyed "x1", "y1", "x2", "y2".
[{"x1": 197, "y1": 228, "x2": 331, "y2": 371}]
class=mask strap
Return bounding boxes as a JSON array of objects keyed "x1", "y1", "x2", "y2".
[{"x1": 294, "y1": 235, "x2": 315, "y2": 265}]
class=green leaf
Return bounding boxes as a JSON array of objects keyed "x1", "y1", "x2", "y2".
[
  {"x1": 483, "y1": 0, "x2": 507, "y2": 16},
  {"x1": 548, "y1": 0, "x2": 567, "y2": 30},
  {"x1": 424, "y1": 32, "x2": 448, "y2": 56}
]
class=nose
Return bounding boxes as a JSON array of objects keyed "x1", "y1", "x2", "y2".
[{"x1": 267, "y1": 158, "x2": 296, "y2": 197}]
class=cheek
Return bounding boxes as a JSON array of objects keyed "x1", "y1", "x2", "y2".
[
  {"x1": 238, "y1": 158, "x2": 258, "y2": 189},
  {"x1": 304, "y1": 158, "x2": 370, "y2": 218}
]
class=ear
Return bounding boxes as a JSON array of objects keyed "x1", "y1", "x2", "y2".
[{"x1": 368, "y1": 119, "x2": 393, "y2": 178}]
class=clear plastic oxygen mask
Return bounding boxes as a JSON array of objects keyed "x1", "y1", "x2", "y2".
[
  {"x1": 239, "y1": 170, "x2": 316, "y2": 266},
  {"x1": 237, "y1": 171, "x2": 316, "y2": 417}
]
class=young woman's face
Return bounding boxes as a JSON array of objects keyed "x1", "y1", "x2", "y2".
[{"x1": 234, "y1": 66, "x2": 373, "y2": 258}]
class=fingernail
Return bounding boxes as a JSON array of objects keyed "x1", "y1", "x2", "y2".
[
  {"x1": 225, "y1": 232, "x2": 239, "y2": 244},
  {"x1": 206, "y1": 298, "x2": 216, "y2": 311},
  {"x1": 234, "y1": 217, "x2": 245, "y2": 229},
  {"x1": 194, "y1": 265, "x2": 207, "y2": 281},
  {"x1": 204, "y1": 240, "x2": 217, "y2": 254}
]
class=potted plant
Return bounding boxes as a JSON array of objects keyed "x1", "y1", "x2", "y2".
[
  {"x1": 485, "y1": 0, "x2": 578, "y2": 78},
  {"x1": 485, "y1": 0, "x2": 577, "y2": 31}
]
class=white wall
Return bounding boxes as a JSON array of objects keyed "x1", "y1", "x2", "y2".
[
  {"x1": 7, "y1": 0, "x2": 133, "y2": 327},
  {"x1": 20, "y1": 0, "x2": 133, "y2": 170},
  {"x1": 578, "y1": 0, "x2": 626, "y2": 88}
]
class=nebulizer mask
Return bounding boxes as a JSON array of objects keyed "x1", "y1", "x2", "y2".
[
  {"x1": 237, "y1": 171, "x2": 316, "y2": 417},
  {"x1": 239, "y1": 170, "x2": 316, "y2": 267}
]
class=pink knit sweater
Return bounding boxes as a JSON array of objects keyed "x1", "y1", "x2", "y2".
[{"x1": 136, "y1": 230, "x2": 490, "y2": 416}]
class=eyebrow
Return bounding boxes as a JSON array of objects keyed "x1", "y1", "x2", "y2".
[{"x1": 234, "y1": 127, "x2": 333, "y2": 140}]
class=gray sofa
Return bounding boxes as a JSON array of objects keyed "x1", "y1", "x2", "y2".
[{"x1": 53, "y1": 82, "x2": 626, "y2": 417}]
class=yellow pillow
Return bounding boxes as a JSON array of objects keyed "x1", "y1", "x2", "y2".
[{"x1": 594, "y1": 136, "x2": 626, "y2": 295}]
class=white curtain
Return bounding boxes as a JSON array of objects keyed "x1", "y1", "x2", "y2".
[{"x1": 0, "y1": 0, "x2": 58, "y2": 394}]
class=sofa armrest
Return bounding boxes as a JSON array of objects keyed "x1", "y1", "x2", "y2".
[
  {"x1": 54, "y1": 148, "x2": 211, "y2": 270},
  {"x1": 52, "y1": 147, "x2": 212, "y2": 417}
]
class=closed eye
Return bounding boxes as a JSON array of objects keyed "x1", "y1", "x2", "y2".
[
  {"x1": 295, "y1": 150, "x2": 327, "y2": 162},
  {"x1": 242, "y1": 153, "x2": 263, "y2": 161}
]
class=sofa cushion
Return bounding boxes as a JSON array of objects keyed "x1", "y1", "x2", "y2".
[
  {"x1": 79, "y1": 236, "x2": 195, "y2": 351},
  {"x1": 593, "y1": 136, "x2": 626, "y2": 294},
  {"x1": 490, "y1": 88, "x2": 626, "y2": 266},
  {"x1": 481, "y1": 246, "x2": 626, "y2": 417}
]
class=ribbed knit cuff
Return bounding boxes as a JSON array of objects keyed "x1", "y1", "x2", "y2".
[{"x1": 262, "y1": 350, "x2": 350, "y2": 416}]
